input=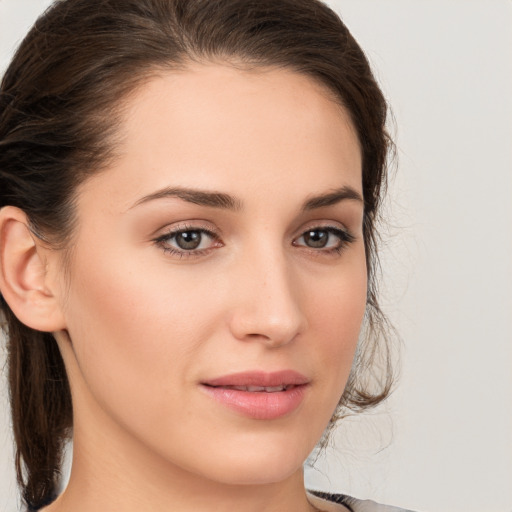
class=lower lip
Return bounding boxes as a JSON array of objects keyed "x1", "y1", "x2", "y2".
[{"x1": 201, "y1": 384, "x2": 308, "y2": 420}]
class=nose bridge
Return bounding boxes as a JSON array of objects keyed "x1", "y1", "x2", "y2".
[{"x1": 228, "y1": 241, "x2": 307, "y2": 347}]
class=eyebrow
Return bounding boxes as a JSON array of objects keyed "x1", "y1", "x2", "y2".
[
  {"x1": 301, "y1": 186, "x2": 364, "y2": 210},
  {"x1": 130, "y1": 185, "x2": 363, "y2": 211},
  {"x1": 130, "y1": 186, "x2": 243, "y2": 211}
]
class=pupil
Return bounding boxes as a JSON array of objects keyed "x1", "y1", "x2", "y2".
[
  {"x1": 176, "y1": 231, "x2": 201, "y2": 250},
  {"x1": 304, "y1": 230, "x2": 327, "y2": 248}
]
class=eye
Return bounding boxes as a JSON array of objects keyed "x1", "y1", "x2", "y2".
[
  {"x1": 293, "y1": 226, "x2": 354, "y2": 253},
  {"x1": 154, "y1": 227, "x2": 221, "y2": 256},
  {"x1": 173, "y1": 230, "x2": 206, "y2": 250}
]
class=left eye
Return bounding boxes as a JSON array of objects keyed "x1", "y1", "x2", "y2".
[
  {"x1": 155, "y1": 229, "x2": 218, "y2": 253},
  {"x1": 294, "y1": 227, "x2": 353, "y2": 250}
]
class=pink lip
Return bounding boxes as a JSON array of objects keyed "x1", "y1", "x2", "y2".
[{"x1": 200, "y1": 370, "x2": 310, "y2": 420}]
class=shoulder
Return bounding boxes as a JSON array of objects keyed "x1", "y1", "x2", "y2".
[{"x1": 307, "y1": 490, "x2": 418, "y2": 512}]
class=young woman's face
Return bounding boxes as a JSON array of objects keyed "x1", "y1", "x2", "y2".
[{"x1": 53, "y1": 64, "x2": 366, "y2": 486}]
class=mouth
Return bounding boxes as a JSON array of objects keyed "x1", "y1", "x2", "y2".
[
  {"x1": 205, "y1": 384, "x2": 298, "y2": 392},
  {"x1": 200, "y1": 371, "x2": 309, "y2": 420},
  {"x1": 202, "y1": 369, "x2": 309, "y2": 388}
]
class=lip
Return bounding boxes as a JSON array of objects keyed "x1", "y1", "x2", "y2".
[{"x1": 200, "y1": 370, "x2": 310, "y2": 420}]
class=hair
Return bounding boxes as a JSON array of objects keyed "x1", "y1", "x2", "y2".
[{"x1": 0, "y1": 0, "x2": 395, "y2": 508}]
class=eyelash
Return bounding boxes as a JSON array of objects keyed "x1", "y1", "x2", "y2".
[
  {"x1": 153, "y1": 224, "x2": 355, "y2": 258},
  {"x1": 153, "y1": 224, "x2": 220, "y2": 258},
  {"x1": 292, "y1": 226, "x2": 355, "y2": 255}
]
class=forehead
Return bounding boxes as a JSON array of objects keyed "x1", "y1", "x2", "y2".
[{"x1": 79, "y1": 64, "x2": 362, "y2": 210}]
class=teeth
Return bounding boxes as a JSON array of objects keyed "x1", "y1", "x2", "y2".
[
  {"x1": 264, "y1": 386, "x2": 286, "y2": 392},
  {"x1": 246, "y1": 386, "x2": 265, "y2": 392},
  {"x1": 231, "y1": 385, "x2": 250, "y2": 391},
  {"x1": 227, "y1": 385, "x2": 287, "y2": 392}
]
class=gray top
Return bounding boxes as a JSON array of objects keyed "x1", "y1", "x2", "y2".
[{"x1": 308, "y1": 491, "x2": 417, "y2": 512}]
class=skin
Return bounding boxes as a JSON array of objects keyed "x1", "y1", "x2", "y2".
[{"x1": 3, "y1": 64, "x2": 366, "y2": 512}]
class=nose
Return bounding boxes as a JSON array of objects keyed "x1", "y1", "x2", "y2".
[{"x1": 227, "y1": 247, "x2": 308, "y2": 348}]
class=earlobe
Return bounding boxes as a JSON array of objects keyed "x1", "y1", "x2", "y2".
[{"x1": 0, "y1": 206, "x2": 66, "y2": 332}]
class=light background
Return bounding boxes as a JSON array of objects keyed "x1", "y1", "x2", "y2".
[{"x1": 1, "y1": 1, "x2": 511, "y2": 511}]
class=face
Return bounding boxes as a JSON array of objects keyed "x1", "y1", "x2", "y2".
[{"x1": 53, "y1": 64, "x2": 366, "y2": 486}]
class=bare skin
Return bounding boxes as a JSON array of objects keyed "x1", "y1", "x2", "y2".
[{"x1": 0, "y1": 64, "x2": 362, "y2": 512}]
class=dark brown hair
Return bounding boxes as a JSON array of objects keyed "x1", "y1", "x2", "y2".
[{"x1": 0, "y1": 0, "x2": 394, "y2": 508}]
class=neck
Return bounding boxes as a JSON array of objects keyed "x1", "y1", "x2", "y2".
[{"x1": 44, "y1": 402, "x2": 316, "y2": 512}]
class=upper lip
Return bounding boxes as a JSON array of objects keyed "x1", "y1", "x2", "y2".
[{"x1": 202, "y1": 370, "x2": 309, "y2": 388}]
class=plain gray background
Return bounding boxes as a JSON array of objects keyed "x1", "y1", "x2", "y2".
[{"x1": 1, "y1": 1, "x2": 511, "y2": 511}]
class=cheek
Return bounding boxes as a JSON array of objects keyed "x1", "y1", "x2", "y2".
[
  {"x1": 61, "y1": 246, "x2": 219, "y2": 420},
  {"x1": 304, "y1": 255, "x2": 367, "y2": 393},
  {"x1": 67, "y1": 240, "x2": 215, "y2": 345}
]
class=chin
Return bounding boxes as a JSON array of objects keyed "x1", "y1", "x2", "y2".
[
  {"x1": 193, "y1": 434, "x2": 312, "y2": 486},
  {"x1": 206, "y1": 460, "x2": 304, "y2": 487}
]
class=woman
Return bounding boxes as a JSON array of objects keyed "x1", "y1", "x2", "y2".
[{"x1": 0, "y1": 0, "x2": 407, "y2": 510}]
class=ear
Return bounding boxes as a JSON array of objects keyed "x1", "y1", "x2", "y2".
[{"x1": 0, "y1": 206, "x2": 66, "y2": 332}]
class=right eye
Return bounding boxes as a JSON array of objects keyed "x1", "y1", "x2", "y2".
[{"x1": 154, "y1": 227, "x2": 222, "y2": 257}]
